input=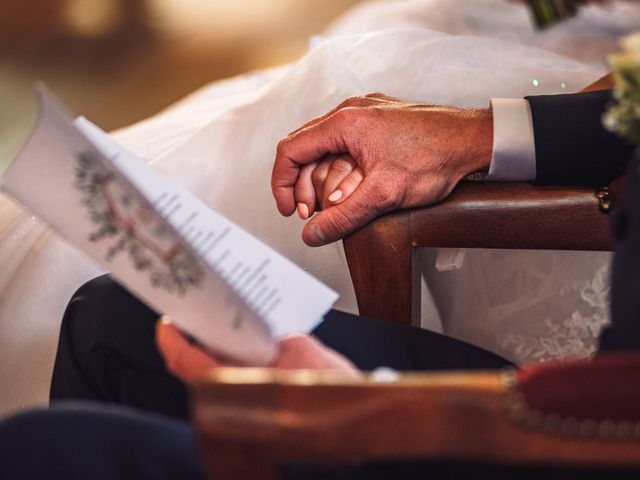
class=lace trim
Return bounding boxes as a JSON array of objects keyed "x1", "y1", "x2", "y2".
[{"x1": 498, "y1": 264, "x2": 610, "y2": 363}]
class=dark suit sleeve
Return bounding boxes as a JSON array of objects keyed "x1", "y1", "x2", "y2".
[{"x1": 525, "y1": 90, "x2": 634, "y2": 186}]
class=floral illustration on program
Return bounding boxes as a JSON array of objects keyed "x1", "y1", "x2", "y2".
[{"x1": 74, "y1": 151, "x2": 204, "y2": 295}]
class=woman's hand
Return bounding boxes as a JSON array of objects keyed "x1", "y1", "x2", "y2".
[
  {"x1": 293, "y1": 153, "x2": 364, "y2": 218},
  {"x1": 156, "y1": 318, "x2": 360, "y2": 384}
]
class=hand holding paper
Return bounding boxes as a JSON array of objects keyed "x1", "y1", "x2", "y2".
[{"x1": 156, "y1": 319, "x2": 359, "y2": 384}]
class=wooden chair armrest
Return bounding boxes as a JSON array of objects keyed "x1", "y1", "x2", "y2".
[
  {"x1": 408, "y1": 182, "x2": 611, "y2": 250},
  {"x1": 192, "y1": 365, "x2": 640, "y2": 480},
  {"x1": 584, "y1": 72, "x2": 613, "y2": 92},
  {"x1": 343, "y1": 182, "x2": 612, "y2": 326}
]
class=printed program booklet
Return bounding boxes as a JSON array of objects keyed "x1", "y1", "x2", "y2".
[{"x1": 1, "y1": 89, "x2": 338, "y2": 365}]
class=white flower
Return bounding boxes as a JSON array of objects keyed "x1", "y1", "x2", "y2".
[
  {"x1": 602, "y1": 111, "x2": 618, "y2": 132},
  {"x1": 606, "y1": 31, "x2": 640, "y2": 142},
  {"x1": 620, "y1": 32, "x2": 640, "y2": 57}
]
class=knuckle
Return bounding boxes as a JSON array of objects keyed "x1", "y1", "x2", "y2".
[
  {"x1": 334, "y1": 106, "x2": 355, "y2": 122},
  {"x1": 337, "y1": 98, "x2": 353, "y2": 110},
  {"x1": 294, "y1": 184, "x2": 311, "y2": 203},
  {"x1": 339, "y1": 95, "x2": 365, "y2": 108},
  {"x1": 330, "y1": 157, "x2": 355, "y2": 176},
  {"x1": 370, "y1": 182, "x2": 400, "y2": 212},
  {"x1": 342, "y1": 173, "x2": 363, "y2": 192},
  {"x1": 275, "y1": 138, "x2": 290, "y2": 157},
  {"x1": 327, "y1": 207, "x2": 357, "y2": 235},
  {"x1": 311, "y1": 166, "x2": 324, "y2": 184},
  {"x1": 334, "y1": 107, "x2": 368, "y2": 131}
]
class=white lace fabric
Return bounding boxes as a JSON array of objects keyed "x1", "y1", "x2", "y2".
[{"x1": 422, "y1": 249, "x2": 612, "y2": 364}]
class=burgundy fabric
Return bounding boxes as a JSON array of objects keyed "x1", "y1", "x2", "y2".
[{"x1": 516, "y1": 354, "x2": 640, "y2": 421}]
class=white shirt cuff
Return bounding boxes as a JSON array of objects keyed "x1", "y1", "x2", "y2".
[{"x1": 485, "y1": 98, "x2": 536, "y2": 182}]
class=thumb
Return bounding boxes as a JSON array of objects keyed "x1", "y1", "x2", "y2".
[{"x1": 301, "y1": 178, "x2": 392, "y2": 246}]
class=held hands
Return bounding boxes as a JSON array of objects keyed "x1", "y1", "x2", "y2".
[
  {"x1": 156, "y1": 318, "x2": 360, "y2": 384},
  {"x1": 271, "y1": 93, "x2": 494, "y2": 246}
]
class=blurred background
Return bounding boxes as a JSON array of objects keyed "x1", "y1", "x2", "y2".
[{"x1": 0, "y1": 0, "x2": 362, "y2": 170}]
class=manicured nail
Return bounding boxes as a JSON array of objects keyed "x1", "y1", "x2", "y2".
[
  {"x1": 310, "y1": 224, "x2": 326, "y2": 244},
  {"x1": 297, "y1": 202, "x2": 309, "y2": 220},
  {"x1": 159, "y1": 315, "x2": 173, "y2": 325},
  {"x1": 328, "y1": 189, "x2": 343, "y2": 202}
]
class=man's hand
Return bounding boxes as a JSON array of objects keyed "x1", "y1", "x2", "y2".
[
  {"x1": 156, "y1": 318, "x2": 360, "y2": 384},
  {"x1": 271, "y1": 93, "x2": 493, "y2": 246}
]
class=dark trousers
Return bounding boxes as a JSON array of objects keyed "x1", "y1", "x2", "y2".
[
  {"x1": 1, "y1": 404, "x2": 638, "y2": 480},
  {"x1": 2, "y1": 275, "x2": 638, "y2": 479},
  {"x1": 50, "y1": 274, "x2": 514, "y2": 420},
  {"x1": 0, "y1": 403, "x2": 205, "y2": 480}
]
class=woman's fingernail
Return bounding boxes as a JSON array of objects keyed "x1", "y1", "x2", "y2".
[
  {"x1": 297, "y1": 202, "x2": 309, "y2": 220},
  {"x1": 328, "y1": 189, "x2": 343, "y2": 202},
  {"x1": 159, "y1": 315, "x2": 173, "y2": 325}
]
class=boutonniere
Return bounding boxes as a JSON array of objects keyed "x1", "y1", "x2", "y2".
[{"x1": 604, "y1": 32, "x2": 640, "y2": 143}]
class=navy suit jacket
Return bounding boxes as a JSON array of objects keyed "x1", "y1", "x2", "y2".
[
  {"x1": 525, "y1": 89, "x2": 639, "y2": 351},
  {"x1": 526, "y1": 90, "x2": 633, "y2": 185}
]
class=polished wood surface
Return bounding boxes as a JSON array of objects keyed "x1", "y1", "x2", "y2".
[{"x1": 194, "y1": 368, "x2": 640, "y2": 480}]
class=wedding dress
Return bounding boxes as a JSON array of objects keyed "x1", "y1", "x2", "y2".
[{"x1": 1, "y1": 0, "x2": 638, "y2": 414}]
